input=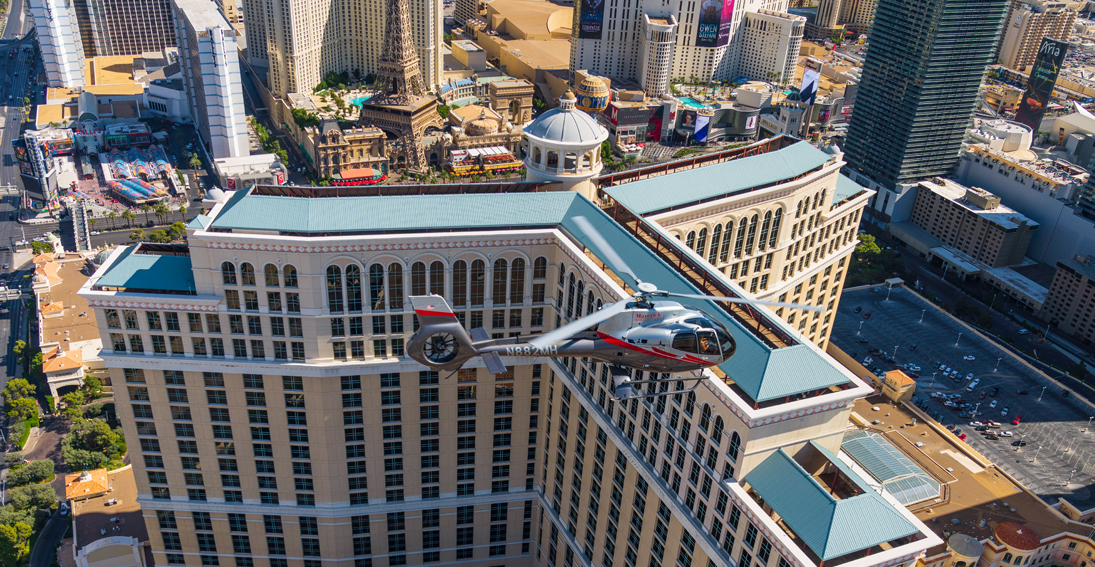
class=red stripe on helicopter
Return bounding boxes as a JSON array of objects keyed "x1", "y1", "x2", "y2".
[
  {"x1": 597, "y1": 332, "x2": 710, "y2": 365},
  {"x1": 415, "y1": 309, "x2": 456, "y2": 317}
]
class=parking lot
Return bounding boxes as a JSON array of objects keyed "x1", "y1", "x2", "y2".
[{"x1": 832, "y1": 286, "x2": 1095, "y2": 509}]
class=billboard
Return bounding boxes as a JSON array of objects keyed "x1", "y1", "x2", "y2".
[
  {"x1": 799, "y1": 65, "x2": 820, "y2": 106},
  {"x1": 576, "y1": 0, "x2": 606, "y2": 39},
  {"x1": 745, "y1": 115, "x2": 758, "y2": 130},
  {"x1": 694, "y1": 113, "x2": 711, "y2": 143},
  {"x1": 696, "y1": 0, "x2": 734, "y2": 47},
  {"x1": 1015, "y1": 38, "x2": 1068, "y2": 130}
]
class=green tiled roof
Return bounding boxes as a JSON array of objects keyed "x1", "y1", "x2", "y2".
[
  {"x1": 744, "y1": 448, "x2": 919, "y2": 561},
  {"x1": 209, "y1": 190, "x2": 579, "y2": 233},
  {"x1": 603, "y1": 142, "x2": 833, "y2": 215},
  {"x1": 203, "y1": 188, "x2": 850, "y2": 400},
  {"x1": 187, "y1": 214, "x2": 212, "y2": 229},
  {"x1": 833, "y1": 174, "x2": 867, "y2": 203},
  {"x1": 94, "y1": 246, "x2": 196, "y2": 293}
]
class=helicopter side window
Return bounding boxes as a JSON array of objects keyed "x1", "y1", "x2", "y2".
[
  {"x1": 672, "y1": 332, "x2": 698, "y2": 353},
  {"x1": 696, "y1": 330, "x2": 721, "y2": 356},
  {"x1": 715, "y1": 328, "x2": 735, "y2": 356}
]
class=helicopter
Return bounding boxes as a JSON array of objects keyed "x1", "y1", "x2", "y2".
[{"x1": 407, "y1": 217, "x2": 822, "y2": 399}]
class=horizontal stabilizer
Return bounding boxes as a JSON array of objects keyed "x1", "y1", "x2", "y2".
[
  {"x1": 482, "y1": 351, "x2": 508, "y2": 375},
  {"x1": 470, "y1": 327, "x2": 490, "y2": 342}
]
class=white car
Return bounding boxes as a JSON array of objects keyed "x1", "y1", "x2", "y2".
[
  {"x1": 1001, "y1": 407, "x2": 1010, "y2": 416},
  {"x1": 966, "y1": 373, "x2": 975, "y2": 380},
  {"x1": 909, "y1": 365, "x2": 921, "y2": 372},
  {"x1": 963, "y1": 355, "x2": 976, "y2": 361},
  {"x1": 1019, "y1": 329, "x2": 1030, "y2": 335},
  {"x1": 90, "y1": 231, "x2": 100, "y2": 235},
  {"x1": 999, "y1": 431, "x2": 1013, "y2": 437},
  {"x1": 989, "y1": 400, "x2": 998, "y2": 408}
]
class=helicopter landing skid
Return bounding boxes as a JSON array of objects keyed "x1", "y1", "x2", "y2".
[{"x1": 610, "y1": 364, "x2": 705, "y2": 401}]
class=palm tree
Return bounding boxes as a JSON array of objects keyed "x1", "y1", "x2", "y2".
[
  {"x1": 122, "y1": 210, "x2": 136, "y2": 228},
  {"x1": 140, "y1": 204, "x2": 152, "y2": 226},
  {"x1": 153, "y1": 203, "x2": 169, "y2": 225},
  {"x1": 107, "y1": 211, "x2": 117, "y2": 231},
  {"x1": 177, "y1": 205, "x2": 187, "y2": 223},
  {"x1": 189, "y1": 154, "x2": 202, "y2": 170}
]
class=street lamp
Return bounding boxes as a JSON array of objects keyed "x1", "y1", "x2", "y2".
[
  {"x1": 973, "y1": 402, "x2": 981, "y2": 418},
  {"x1": 919, "y1": 309, "x2": 926, "y2": 323},
  {"x1": 886, "y1": 285, "x2": 894, "y2": 301},
  {"x1": 893, "y1": 345, "x2": 899, "y2": 359},
  {"x1": 994, "y1": 357, "x2": 1002, "y2": 373},
  {"x1": 955, "y1": 333, "x2": 963, "y2": 347},
  {"x1": 1068, "y1": 469, "x2": 1078, "y2": 486},
  {"x1": 1087, "y1": 416, "x2": 1092, "y2": 433},
  {"x1": 930, "y1": 372, "x2": 937, "y2": 389},
  {"x1": 1034, "y1": 445, "x2": 1043, "y2": 462},
  {"x1": 1039, "y1": 386, "x2": 1047, "y2": 401},
  {"x1": 858, "y1": 321, "x2": 864, "y2": 336}
]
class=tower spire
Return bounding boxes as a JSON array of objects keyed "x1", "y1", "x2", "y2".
[{"x1": 374, "y1": 0, "x2": 425, "y2": 105}]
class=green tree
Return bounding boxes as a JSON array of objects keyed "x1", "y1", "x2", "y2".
[
  {"x1": 855, "y1": 233, "x2": 881, "y2": 256},
  {"x1": 82, "y1": 376, "x2": 102, "y2": 399},
  {"x1": 153, "y1": 203, "x2": 170, "y2": 225},
  {"x1": 0, "y1": 524, "x2": 21, "y2": 565},
  {"x1": 129, "y1": 229, "x2": 146, "y2": 242},
  {"x1": 169, "y1": 222, "x2": 187, "y2": 239},
  {"x1": 11, "y1": 339, "x2": 24, "y2": 359},
  {"x1": 437, "y1": 104, "x2": 451, "y2": 119},
  {"x1": 9, "y1": 484, "x2": 56, "y2": 510},
  {"x1": 292, "y1": 108, "x2": 321, "y2": 129},
  {"x1": 29, "y1": 352, "x2": 42, "y2": 378},
  {"x1": 7, "y1": 397, "x2": 36, "y2": 420},
  {"x1": 3, "y1": 378, "x2": 35, "y2": 403},
  {"x1": 444, "y1": 32, "x2": 453, "y2": 45},
  {"x1": 189, "y1": 154, "x2": 202, "y2": 169},
  {"x1": 122, "y1": 210, "x2": 136, "y2": 228},
  {"x1": 6, "y1": 459, "x2": 53, "y2": 486},
  {"x1": 4, "y1": 453, "x2": 22, "y2": 465},
  {"x1": 139, "y1": 204, "x2": 152, "y2": 226},
  {"x1": 148, "y1": 229, "x2": 172, "y2": 243},
  {"x1": 0, "y1": 505, "x2": 34, "y2": 528},
  {"x1": 177, "y1": 205, "x2": 187, "y2": 223},
  {"x1": 62, "y1": 390, "x2": 85, "y2": 419},
  {"x1": 107, "y1": 210, "x2": 117, "y2": 230},
  {"x1": 30, "y1": 240, "x2": 52, "y2": 254}
]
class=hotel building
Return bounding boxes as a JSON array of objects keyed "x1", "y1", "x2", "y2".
[{"x1": 81, "y1": 159, "x2": 931, "y2": 567}]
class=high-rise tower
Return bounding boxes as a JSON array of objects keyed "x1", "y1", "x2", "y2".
[{"x1": 843, "y1": 0, "x2": 1009, "y2": 193}]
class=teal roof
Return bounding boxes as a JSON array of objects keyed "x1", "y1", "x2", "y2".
[
  {"x1": 204, "y1": 187, "x2": 850, "y2": 401},
  {"x1": 187, "y1": 214, "x2": 211, "y2": 229},
  {"x1": 94, "y1": 245, "x2": 196, "y2": 293},
  {"x1": 833, "y1": 174, "x2": 867, "y2": 203},
  {"x1": 745, "y1": 449, "x2": 919, "y2": 561},
  {"x1": 603, "y1": 142, "x2": 832, "y2": 215}
]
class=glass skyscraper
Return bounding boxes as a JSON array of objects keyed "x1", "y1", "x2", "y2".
[{"x1": 843, "y1": 0, "x2": 1010, "y2": 190}]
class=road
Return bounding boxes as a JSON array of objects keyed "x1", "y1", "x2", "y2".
[{"x1": 832, "y1": 286, "x2": 1095, "y2": 508}]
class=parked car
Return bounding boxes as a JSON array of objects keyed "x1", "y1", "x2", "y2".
[
  {"x1": 1012, "y1": 415, "x2": 1022, "y2": 425},
  {"x1": 856, "y1": 337, "x2": 869, "y2": 343},
  {"x1": 1018, "y1": 329, "x2": 1030, "y2": 335},
  {"x1": 1063, "y1": 390, "x2": 1071, "y2": 398},
  {"x1": 909, "y1": 365, "x2": 921, "y2": 372},
  {"x1": 853, "y1": 306, "x2": 862, "y2": 314},
  {"x1": 959, "y1": 433, "x2": 967, "y2": 440},
  {"x1": 975, "y1": 425, "x2": 988, "y2": 432},
  {"x1": 863, "y1": 312, "x2": 872, "y2": 319},
  {"x1": 986, "y1": 434, "x2": 999, "y2": 440},
  {"x1": 990, "y1": 387, "x2": 999, "y2": 397},
  {"x1": 1016, "y1": 389, "x2": 1028, "y2": 395},
  {"x1": 963, "y1": 355, "x2": 976, "y2": 361},
  {"x1": 1001, "y1": 407, "x2": 1010, "y2": 416},
  {"x1": 1012, "y1": 440, "x2": 1027, "y2": 447},
  {"x1": 999, "y1": 431, "x2": 1013, "y2": 437},
  {"x1": 966, "y1": 373, "x2": 975, "y2": 380},
  {"x1": 967, "y1": 379, "x2": 980, "y2": 391},
  {"x1": 907, "y1": 372, "x2": 920, "y2": 379}
]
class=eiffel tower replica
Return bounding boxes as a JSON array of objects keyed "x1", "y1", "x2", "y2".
[{"x1": 359, "y1": 0, "x2": 441, "y2": 173}]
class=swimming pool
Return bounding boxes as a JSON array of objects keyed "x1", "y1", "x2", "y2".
[
  {"x1": 679, "y1": 97, "x2": 706, "y2": 109},
  {"x1": 351, "y1": 96, "x2": 372, "y2": 108}
]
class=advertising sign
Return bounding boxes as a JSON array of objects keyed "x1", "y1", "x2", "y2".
[
  {"x1": 1015, "y1": 38, "x2": 1068, "y2": 130},
  {"x1": 682, "y1": 109, "x2": 697, "y2": 127},
  {"x1": 576, "y1": 0, "x2": 606, "y2": 39},
  {"x1": 696, "y1": 0, "x2": 734, "y2": 47},
  {"x1": 745, "y1": 115, "x2": 758, "y2": 130},
  {"x1": 277, "y1": 171, "x2": 286, "y2": 185},
  {"x1": 227, "y1": 177, "x2": 236, "y2": 190},
  {"x1": 694, "y1": 113, "x2": 711, "y2": 143},
  {"x1": 799, "y1": 66, "x2": 820, "y2": 106}
]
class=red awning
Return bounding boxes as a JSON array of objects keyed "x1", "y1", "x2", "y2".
[{"x1": 340, "y1": 167, "x2": 376, "y2": 179}]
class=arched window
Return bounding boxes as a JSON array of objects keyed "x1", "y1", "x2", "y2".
[
  {"x1": 728, "y1": 431, "x2": 741, "y2": 461},
  {"x1": 712, "y1": 416, "x2": 725, "y2": 445},
  {"x1": 696, "y1": 228, "x2": 708, "y2": 258},
  {"x1": 708, "y1": 224, "x2": 722, "y2": 264},
  {"x1": 1004, "y1": 554, "x2": 1013, "y2": 564},
  {"x1": 221, "y1": 262, "x2": 237, "y2": 285},
  {"x1": 510, "y1": 258, "x2": 525, "y2": 303},
  {"x1": 734, "y1": 218, "x2": 747, "y2": 257},
  {"x1": 264, "y1": 264, "x2": 280, "y2": 287},
  {"x1": 745, "y1": 214, "x2": 758, "y2": 255},
  {"x1": 411, "y1": 262, "x2": 427, "y2": 296},
  {"x1": 453, "y1": 261, "x2": 468, "y2": 307},
  {"x1": 758, "y1": 211, "x2": 772, "y2": 251},
  {"x1": 469, "y1": 260, "x2": 485, "y2": 306},
  {"x1": 796, "y1": 200, "x2": 804, "y2": 218},
  {"x1": 326, "y1": 266, "x2": 344, "y2": 313},
  {"x1": 699, "y1": 404, "x2": 712, "y2": 431},
  {"x1": 346, "y1": 265, "x2": 362, "y2": 312},
  {"x1": 684, "y1": 391, "x2": 696, "y2": 416},
  {"x1": 813, "y1": 192, "x2": 820, "y2": 209},
  {"x1": 686, "y1": 231, "x2": 696, "y2": 251},
  {"x1": 492, "y1": 259, "x2": 508, "y2": 304},
  {"x1": 720, "y1": 221, "x2": 733, "y2": 262},
  {"x1": 370, "y1": 264, "x2": 386, "y2": 309},
  {"x1": 387, "y1": 264, "x2": 403, "y2": 309},
  {"x1": 575, "y1": 281, "x2": 585, "y2": 318},
  {"x1": 283, "y1": 265, "x2": 298, "y2": 288},
  {"x1": 429, "y1": 261, "x2": 445, "y2": 296},
  {"x1": 533, "y1": 257, "x2": 547, "y2": 279},
  {"x1": 587, "y1": 291, "x2": 595, "y2": 316},
  {"x1": 769, "y1": 209, "x2": 782, "y2": 249},
  {"x1": 558, "y1": 263, "x2": 566, "y2": 285},
  {"x1": 240, "y1": 263, "x2": 255, "y2": 285},
  {"x1": 566, "y1": 273, "x2": 577, "y2": 319}
]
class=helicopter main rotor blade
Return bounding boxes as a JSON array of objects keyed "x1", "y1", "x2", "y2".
[
  {"x1": 527, "y1": 299, "x2": 631, "y2": 349},
  {"x1": 664, "y1": 292, "x2": 825, "y2": 312},
  {"x1": 572, "y1": 216, "x2": 642, "y2": 288}
]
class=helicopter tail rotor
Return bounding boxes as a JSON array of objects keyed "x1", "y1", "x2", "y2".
[{"x1": 408, "y1": 295, "x2": 478, "y2": 372}]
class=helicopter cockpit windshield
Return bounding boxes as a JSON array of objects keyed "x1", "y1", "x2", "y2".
[{"x1": 672, "y1": 317, "x2": 735, "y2": 357}]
